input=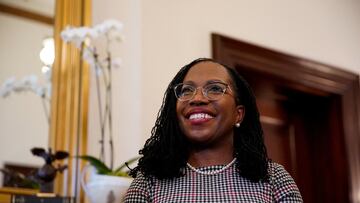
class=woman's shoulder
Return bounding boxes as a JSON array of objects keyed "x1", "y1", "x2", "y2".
[
  {"x1": 268, "y1": 162, "x2": 291, "y2": 178},
  {"x1": 268, "y1": 161, "x2": 296, "y2": 185},
  {"x1": 128, "y1": 171, "x2": 154, "y2": 191},
  {"x1": 268, "y1": 161, "x2": 303, "y2": 202},
  {"x1": 124, "y1": 172, "x2": 153, "y2": 202}
]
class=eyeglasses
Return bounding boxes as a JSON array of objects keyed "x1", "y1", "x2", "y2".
[{"x1": 173, "y1": 81, "x2": 232, "y2": 101}]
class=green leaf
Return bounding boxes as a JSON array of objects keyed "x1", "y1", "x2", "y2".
[
  {"x1": 113, "y1": 171, "x2": 130, "y2": 177},
  {"x1": 113, "y1": 156, "x2": 140, "y2": 174},
  {"x1": 76, "y1": 155, "x2": 111, "y2": 174}
]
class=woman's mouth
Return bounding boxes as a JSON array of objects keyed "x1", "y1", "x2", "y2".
[
  {"x1": 187, "y1": 113, "x2": 214, "y2": 125},
  {"x1": 189, "y1": 113, "x2": 213, "y2": 120}
]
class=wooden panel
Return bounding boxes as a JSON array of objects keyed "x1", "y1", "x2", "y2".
[
  {"x1": 0, "y1": 187, "x2": 38, "y2": 195},
  {"x1": 213, "y1": 33, "x2": 360, "y2": 203},
  {"x1": 0, "y1": 2, "x2": 53, "y2": 25},
  {"x1": 0, "y1": 180, "x2": 38, "y2": 202},
  {"x1": 50, "y1": 0, "x2": 91, "y2": 201},
  {"x1": 262, "y1": 122, "x2": 293, "y2": 172},
  {"x1": 0, "y1": 194, "x2": 10, "y2": 203}
]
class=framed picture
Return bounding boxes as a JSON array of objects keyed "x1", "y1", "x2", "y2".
[{"x1": 1, "y1": 163, "x2": 39, "y2": 189}]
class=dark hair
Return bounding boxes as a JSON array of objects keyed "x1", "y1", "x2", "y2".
[{"x1": 130, "y1": 58, "x2": 269, "y2": 182}]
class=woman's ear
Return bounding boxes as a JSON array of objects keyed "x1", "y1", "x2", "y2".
[{"x1": 236, "y1": 105, "x2": 245, "y2": 124}]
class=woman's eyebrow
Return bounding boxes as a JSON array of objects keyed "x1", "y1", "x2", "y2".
[
  {"x1": 206, "y1": 79, "x2": 225, "y2": 84},
  {"x1": 181, "y1": 79, "x2": 226, "y2": 85},
  {"x1": 181, "y1": 81, "x2": 195, "y2": 85}
]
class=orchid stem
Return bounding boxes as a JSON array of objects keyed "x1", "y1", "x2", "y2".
[
  {"x1": 105, "y1": 34, "x2": 114, "y2": 170},
  {"x1": 93, "y1": 50, "x2": 105, "y2": 162},
  {"x1": 108, "y1": 54, "x2": 114, "y2": 170},
  {"x1": 41, "y1": 96, "x2": 50, "y2": 125}
]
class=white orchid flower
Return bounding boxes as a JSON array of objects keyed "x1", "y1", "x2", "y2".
[
  {"x1": 61, "y1": 26, "x2": 94, "y2": 48},
  {"x1": 19, "y1": 75, "x2": 38, "y2": 92},
  {"x1": 0, "y1": 77, "x2": 16, "y2": 97},
  {"x1": 107, "y1": 31, "x2": 124, "y2": 42},
  {"x1": 94, "y1": 19, "x2": 123, "y2": 36},
  {"x1": 22, "y1": 74, "x2": 38, "y2": 85},
  {"x1": 34, "y1": 86, "x2": 45, "y2": 97},
  {"x1": 60, "y1": 26, "x2": 77, "y2": 42},
  {"x1": 0, "y1": 88, "x2": 9, "y2": 97},
  {"x1": 83, "y1": 48, "x2": 96, "y2": 68},
  {"x1": 3, "y1": 74, "x2": 51, "y2": 97},
  {"x1": 87, "y1": 28, "x2": 99, "y2": 40}
]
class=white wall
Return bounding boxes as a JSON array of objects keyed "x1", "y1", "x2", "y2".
[
  {"x1": 88, "y1": 0, "x2": 360, "y2": 170},
  {"x1": 0, "y1": 13, "x2": 52, "y2": 184}
]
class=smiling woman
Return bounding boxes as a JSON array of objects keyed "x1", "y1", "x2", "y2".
[{"x1": 125, "y1": 58, "x2": 303, "y2": 203}]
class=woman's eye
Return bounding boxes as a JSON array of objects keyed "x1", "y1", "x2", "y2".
[
  {"x1": 181, "y1": 86, "x2": 194, "y2": 95},
  {"x1": 207, "y1": 84, "x2": 224, "y2": 93}
]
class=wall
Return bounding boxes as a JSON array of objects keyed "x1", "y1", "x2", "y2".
[{"x1": 0, "y1": 13, "x2": 52, "y2": 185}]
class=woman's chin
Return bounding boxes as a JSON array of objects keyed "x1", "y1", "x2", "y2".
[{"x1": 186, "y1": 133, "x2": 215, "y2": 146}]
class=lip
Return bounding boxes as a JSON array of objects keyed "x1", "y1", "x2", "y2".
[
  {"x1": 185, "y1": 108, "x2": 216, "y2": 119},
  {"x1": 183, "y1": 108, "x2": 216, "y2": 125}
]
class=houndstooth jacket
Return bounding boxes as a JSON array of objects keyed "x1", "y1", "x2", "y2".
[{"x1": 124, "y1": 162, "x2": 303, "y2": 203}]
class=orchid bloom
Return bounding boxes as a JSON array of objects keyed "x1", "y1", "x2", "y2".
[
  {"x1": 0, "y1": 71, "x2": 52, "y2": 124},
  {"x1": 60, "y1": 19, "x2": 123, "y2": 48},
  {"x1": 60, "y1": 19, "x2": 124, "y2": 169},
  {"x1": 0, "y1": 74, "x2": 50, "y2": 99},
  {"x1": 61, "y1": 19, "x2": 124, "y2": 75}
]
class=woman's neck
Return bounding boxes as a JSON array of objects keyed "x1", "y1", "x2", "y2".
[{"x1": 187, "y1": 147, "x2": 234, "y2": 167}]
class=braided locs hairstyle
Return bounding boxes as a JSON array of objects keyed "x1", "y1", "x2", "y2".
[
  {"x1": 225, "y1": 66, "x2": 269, "y2": 182},
  {"x1": 130, "y1": 58, "x2": 269, "y2": 182}
]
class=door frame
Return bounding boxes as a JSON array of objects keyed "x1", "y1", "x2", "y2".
[{"x1": 212, "y1": 33, "x2": 360, "y2": 203}]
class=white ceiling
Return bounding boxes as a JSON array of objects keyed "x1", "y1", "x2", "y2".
[{"x1": 0, "y1": 0, "x2": 55, "y2": 16}]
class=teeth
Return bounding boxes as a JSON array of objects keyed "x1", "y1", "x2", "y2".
[{"x1": 189, "y1": 113, "x2": 213, "y2": 120}]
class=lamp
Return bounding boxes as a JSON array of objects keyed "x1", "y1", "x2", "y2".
[{"x1": 39, "y1": 37, "x2": 55, "y2": 74}]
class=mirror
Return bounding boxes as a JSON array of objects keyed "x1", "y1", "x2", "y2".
[{"x1": 0, "y1": 0, "x2": 55, "y2": 190}]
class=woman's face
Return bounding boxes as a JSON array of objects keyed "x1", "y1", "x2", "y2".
[{"x1": 176, "y1": 61, "x2": 244, "y2": 148}]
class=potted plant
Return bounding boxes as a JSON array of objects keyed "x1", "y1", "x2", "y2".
[
  {"x1": 78, "y1": 155, "x2": 138, "y2": 203},
  {"x1": 61, "y1": 20, "x2": 137, "y2": 203}
]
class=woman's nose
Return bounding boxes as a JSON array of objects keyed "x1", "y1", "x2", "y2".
[{"x1": 189, "y1": 88, "x2": 209, "y2": 105}]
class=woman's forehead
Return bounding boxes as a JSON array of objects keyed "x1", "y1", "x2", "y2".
[{"x1": 183, "y1": 62, "x2": 231, "y2": 83}]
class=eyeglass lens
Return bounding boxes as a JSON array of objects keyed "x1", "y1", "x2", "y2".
[{"x1": 174, "y1": 82, "x2": 228, "y2": 101}]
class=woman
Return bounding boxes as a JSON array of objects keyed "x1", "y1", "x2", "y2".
[{"x1": 125, "y1": 58, "x2": 303, "y2": 202}]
